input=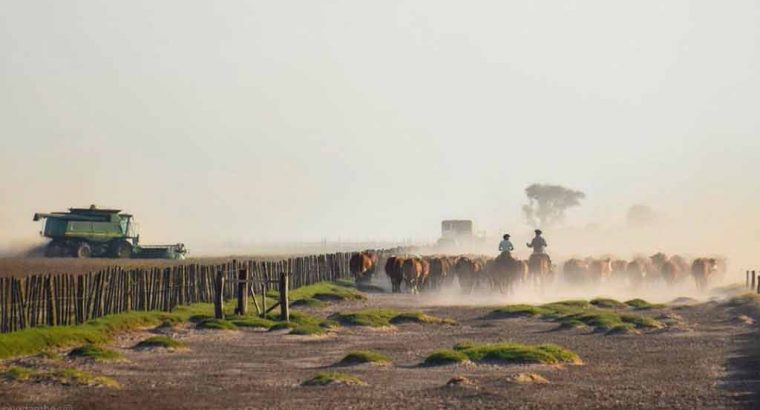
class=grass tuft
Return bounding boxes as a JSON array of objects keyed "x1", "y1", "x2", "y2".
[
  {"x1": 423, "y1": 349, "x2": 469, "y2": 366},
  {"x1": 135, "y1": 336, "x2": 186, "y2": 349},
  {"x1": 0, "y1": 303, "x2": 214, "y2": 360},
  {"x1": 455, "y1": 342, "x2": 582, "y2": 365},
  {"x1": 1, "y1": 366, "x2": 120, "y2": 388},
  {"x1": 337, "y1": 351, "x2": 392, "y2": 366},
  {"x1": 389, "y1": 312, "x2": 457, "y2": 326},
  {"x1": 329, "y1": 309, "x2": 455, "y2": 328},
  {"x1": 229, "y1": 317, "x2": 276, "y2": 329},
  {"x1": 269, "y1": 281, "x2": 366, "y2": 307},
  {"x1": 68, "y1": 344, "x2": 123, "y2": 362},
  {"x1": 590, "y1": 298, "x2": 626, "y2": 309},
  {"x1": 302, "y1": 371, "x2": 365, "y2": 386},
  {"x1": 1, "y1": 366, "x2": 33, "y2": 381},
  {"x1": 196, "y1": 318, "x2": 237, "y2": 330},
  {"x1": 625, "y1": 299, "x2": 665, "y2": 310},
  {"x1": 487, "y1": 300, "x2": 664, "y2": 333}
]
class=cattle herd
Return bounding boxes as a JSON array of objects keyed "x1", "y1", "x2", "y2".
[{"x1": 350, "y1": 251, "x2": 725, "y2": 294}]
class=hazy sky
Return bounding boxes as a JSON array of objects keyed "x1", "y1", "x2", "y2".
[{"x1": 1, "y1": 1, "x2": 759, "y2": 258}]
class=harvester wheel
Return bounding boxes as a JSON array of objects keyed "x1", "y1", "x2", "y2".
[
  {"x1": 74, "y1": 242, "x2": 92, "y2": 258},
  {"x1": 45, "y1": 241, "x2": 64, "y2": 257},
  {"x1": 112, "y1": 240, "x2": 132, "y2": 258}
]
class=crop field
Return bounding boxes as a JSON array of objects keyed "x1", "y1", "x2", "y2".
[{"x1": 0, "y1": 254, "x2": 758, "y2": 409}]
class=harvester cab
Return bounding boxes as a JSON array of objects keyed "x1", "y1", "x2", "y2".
[{"x1": 33, "y1": 205, "x2": 186, "y2": 259}]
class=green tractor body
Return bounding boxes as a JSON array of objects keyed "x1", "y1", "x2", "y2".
[{"x1": 33, "y1": 206, "x2": 186, "y2": 259}]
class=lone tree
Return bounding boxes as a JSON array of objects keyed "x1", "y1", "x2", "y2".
[{"x1": 522, "y1": 183, "x2": 585, "y2": 227}]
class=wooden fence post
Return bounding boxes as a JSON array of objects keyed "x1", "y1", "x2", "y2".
[
  {"x1": 753, "y1": 271, "x2": 757, "y2": 293},
  {"x1": 260, "y1": 283, "x2": 267, "y2": 318},
  {"x1": 748, "y1": 270, "x2": 751, "y2": 288},
  {"x1": 280, "y1": 271, "x2": 289, "y2": 322},
  {"x1": 214, "y1": 268, "x2": 225, "y2": 319},
  {"x1": 235, "y1": 268, "x2": 248, "y2": 316}
]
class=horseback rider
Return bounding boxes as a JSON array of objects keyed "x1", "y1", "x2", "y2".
[
  {"x1": 526, "y1": 229, "x2": 547, "y2": 254},
  {"x1": 498, "y1": 234, "x2": 514, "y2": 257}
]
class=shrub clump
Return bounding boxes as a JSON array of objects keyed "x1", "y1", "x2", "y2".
[
  {"x1": 337, "y1": 351, "x2": 392, "y2": 366},
  {"x1": 590, "y1": 298, "x2": 626, "y2": 309},
  {"x1": 329, "y1": 309, "x2": 455, "y2": 328},
  {"x1": 1, "y1": 366, "x2": 119, "y2": 388},
  {"x1": 196, "y1": 318, "x2": 237, "y2": 330},
  {"x1": 135, "y1": 336, "x2": 186, "y2": 350},
  {"x1": 487, "y1": 300, "x2": 664, "y2": 333},
  {"x1": 454, "y1": 342, "x2": 582, "y2": 365},
  {"x1": 625, "y1": 299, "x2": 665, "y2": 310},
  {"x1": 302, "y1": 371, "x2": 366, "y2": 386},
  {"x1": 423, "y1": 349, "x2": 470, "y2": 366},
  {"x1": 68, "y1": 344, "x2": 123, "y2": 362}
]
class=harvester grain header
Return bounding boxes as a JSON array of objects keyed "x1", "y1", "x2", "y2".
[{"x1": 32, "y1": 205, "x2": 187, "y2": 259}]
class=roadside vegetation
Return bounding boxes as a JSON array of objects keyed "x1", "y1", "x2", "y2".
[
  {"x1": 1, "y1": 365, "x2": 120, "y2": 388},
  {"x1": 486, "y1": 300, "x2": 664, "y2": 334},
  {"x1": 68, "y1": 344, "x2": 124, "y2": 362},
  {"x1": 424, "y1": 342, "x2": 581, "y2": 366},
  {"x1": 336, "y1": 351, "x2": 392, "y2": 366},
  {"x1": 329, "y1": 308, "x2": 457, "y2": 327},
  {"x1": 135, "y1": 336, "x2": 186, "y2": 350},
  {"x1": 302, "y1": 371, "x2": 366, "y2": 386}
]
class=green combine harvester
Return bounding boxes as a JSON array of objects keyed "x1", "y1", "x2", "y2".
[{"x1": 33, "y1": 205, "x2": 187, "y2": 259}]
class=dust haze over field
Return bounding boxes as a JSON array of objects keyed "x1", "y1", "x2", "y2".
[{"x1": 1, "y1": 1, "x2": 759, "y2": 278}]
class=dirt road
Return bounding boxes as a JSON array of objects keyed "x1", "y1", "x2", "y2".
[{"x1": 0, "y1": 292, "x2": 756, "y2": 409}]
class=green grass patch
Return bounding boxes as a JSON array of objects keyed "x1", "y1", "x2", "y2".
[
  {"x1": 487, "y1": 300, "x2": 664, "y2": 333},
  {"x1": 291, "y1": 298, "x2": 328, "y2": 308},
  {"x1": 1, "y1": 366, "x2": 119, "y2": 388},
  {"x1": 1, "y1": 366, "x2": 33, "y2": 381},
  {"x1": 625, "y1": 299, "x2": 665, "y2": 310},
  {"x1": 37, "y1": 350, "x2": 63, "y2": 360},
  {"x1": 389, "y1": 312, "x2": 457, "y2": 326},
  {"x1": 455, "y1": 342, "x2": 582, "y2": 365},
  {"x1": 269, "y1": 281, "x2": 366, "y2": 306},
  {"x1": 0, "y1": 303, "x2": 214, "y2": 360},
  {"x1": 329, "y1": 309, "x2": 455, "y2": 328},
  {"x1": 485, "y1": 304, "x2": 549, "y2": 319},
  {"x1": 337, "y1": 351, "x2": 392, "y2": 366},
  {"x1": 229, "y1": 317, "x2": 276, "y2": 329},
  {"x1": 590, "y1": 298, "x2": 627, "y2": 309},
  {"x1": 68, "y1": 344, "x2": 123, "y2": 362},
  {"x1": 196, "y1": 318, "x2": 237, "y2": 330},
  {"x1": 423, "y1": 349, "x2": 469, "y2": 366},
  {"x1": 302, "y1": 371, "x2": 365, "y2": 386},
  {"x1": 135, "y1": 336, "x2": 186, "y2": 349}
]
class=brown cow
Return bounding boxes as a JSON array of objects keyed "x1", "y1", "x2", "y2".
[
  {"x1": 402, "y1": 257, "x2": 425, "y2": 294},
  {"x1": 488, "y1": 253, "x2": 523, "y2": 294},
  {"x1": 427, "y1": 256, "x2": 452, "y2": 290},
  {"x1": 651, "y1": 253, "x2": 687, "y2": 286},
  {"x1": 350, "y1": 252, "x2": 377, "y2": 285},
  {"x1": 587, "y1": 258, "x2": 612, "y2": 282},
  {"x1": 691, "y1": 258, "x2": 718, "y2": 291},
  {"x1": 563, "y1": 258, "x2": 589, "y2": 285},
  {"x1": 611, "y1": 259, "x2": 628, "y2": 276},
  {"x1": 384, "y1": 256, "x2": 405, "y2": 293},
  {"x1": 625, "y1": 258, "x2": 648, "y2": 286},
  {"x1": 454, "y1": 256, "x2": 484, "y2": 294}
]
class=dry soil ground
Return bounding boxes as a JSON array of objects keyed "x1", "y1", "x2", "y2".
[{"x1": 1, "y1": 286, "x2": 758, "y2": 409}]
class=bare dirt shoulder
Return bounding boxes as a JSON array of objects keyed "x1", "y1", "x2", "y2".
[{"x1": 0, "y1": 293, "x2": 753, "y2": 409}]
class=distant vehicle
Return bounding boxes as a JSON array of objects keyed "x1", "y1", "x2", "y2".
[{"x1": 33, "y1": 205, "x2": 186, "y2": 259}]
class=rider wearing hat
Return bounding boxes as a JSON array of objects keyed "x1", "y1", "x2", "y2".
[
  {"x1": 498, "y1": 234, "x2": 514, "y2": 256},
  {"x1": 526, "y1": 229, "x2": 547, "y2": 254}
]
